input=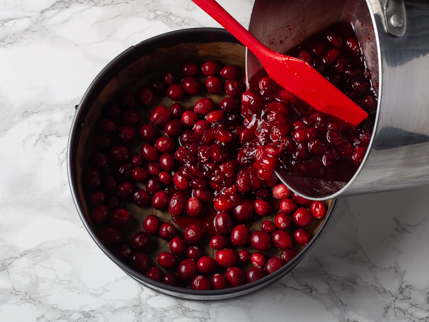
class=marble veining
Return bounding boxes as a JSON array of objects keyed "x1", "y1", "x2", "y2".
[{"x1": 1, "y1": 0, "x2": 429, "y2": 321}]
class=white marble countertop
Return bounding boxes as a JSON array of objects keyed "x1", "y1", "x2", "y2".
[{"x1": 1, "y1": 0, "x2": 429, "y2": 321}]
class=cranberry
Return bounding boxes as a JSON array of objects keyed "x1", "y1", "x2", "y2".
[
  {"x1": 146, "y1": 177, "x2": 163, "y2": 195},
  {"x1": 214, "y1": 211, "x2": 233, "y2": 235},
  {"x1": 213, "y1": 194, "x2": 233, "y2": 212},
  {"x1": 280, "y1": 249, "x2": 298, "y2": 263},
  {"x1": 186, "y1": 197, "x2": 203, "y2": 218},
  {"x1": 136, "y1": 85, "x2": 155, "y2": 105},
  {"x1": 238, "y1": 250, "x2": 250, "y2": 262},
  {"x1": 225, "y1": 79, "x2": 243, "y2": 98},
  {"x1": 105, "y1": 195, "x2": 119, "y2": 210},
  {"x1": 197, "y1": 256, "x2": 217, "y2": 275},
  {"x1": 159, "y1": 222, "x2": 177, "y2": 240},
  {"x1": 143, "y1": 214, "x2": 161, "y2": 234},
  {"x1": 232, "y1": 199, "x2": 254, "y2": 222},
  {"x1": 149, "y1": 105, "x2": 171, "y2": 128},
  {"x1": 275, "y1": 212, "x2": 292, "y2": 230},
  {"x1": 116, "y1": 181, "x2": 134, "y2": 199},
  {"x1": 155, "y1": 137, "x2": 175, "y2": 154},
  {"x1": 202, "y1": 60, "x2": 220, "y2": 76},
  {"x1": 251, "y1": 252, "x2": 266, "y2": 267},
  {"x1": 207, "y1": 110, "x2": 225, "y2": 123},
  {"x1": 146, "y1": 162, "x2": 161, "y2": 177},
  {"x1": 261, "y1": 220, "x2": 277, "y2": 234},
  {"x1": 193, "y1": 189, "x2": 214, "y2": 204},
  {"x1": 250, "y1": 231, "x2": 271, "y2": 251},
  {"x1": 150, "y1": 76, "x2": 165, "y2": 94},
  {"x1": 170, "y1": 103, "x2": 184, "y2": 118},
  {"x1": 230, "y1": 224, "x2": 250, "y2": 247},
  {"x1": 211, "y1": 273, "x2": 229, "y2": 289},
  {"x1": 293, "y1": 207, "x2": 313, "y2": 227},
  {"x1": 129, "y1": 252, "x2": 149, "y2": 272},
  {"x1": 264, "y1": 257, "x2": 283, "y2": 274},
  {"x1": 168, "y1": 192, "x2": 187, "y2": 216},
  {"x1": 90, "y1": 151, "x2": 109, "y2": 170},
  {"x1": 215, "y1": 248, "x2": 237, "y2": 268},
  {"x1": 253, "y1": 199, "x2": 271, "y2": 216},
  {"x1": 145, "y1": 266, "x2": 163, "y2": 281},
  {"x1": 191, "y1": 275, "x2": 212, "y2": 290},
  {"x1": 294, "y1": 228, "x2": 311, "y2": 245},
  {"x1": 89, "y1": 191, "x2": 105, "y2": 206},
  {"x1": 182, "y1": 76, "x2": 201, "y2": 95},
  {"x1": 209, "y1": 235, "x2": 229, "y2": 249},
  {"x1": 205, "y1": 76, "x2": 223, "y2": 94},
  {"x1": 158, "y1": 252, "x2": 178, "y2": 270},
  {"x1": 158, "y1": 153, "x2": 176, "y2": 172},
  {"x1": 131, "y1": 232, "x2": 151, "y2": 250},
  {"x1": 247, "y1": 266, "x2": 266, "y2": 283},
  {"x1": 133, "y1": 189, "x2": 150, "y2": 207},
  {"x1": 272, "y1": 183, "x2": 291, "y2": 199},
  {"x1": 187, "y1": 246, "x2": 203, "y2": 260},
  {"x1": 173, "y1": 172, "x2": 191, "y2": 191},
  {"x1": 97, "y1": 118, "x2": 116, "y2": 134},
  {"x1": 280, "y1": 198, "x2": 298, "y2": 213},
  {"x1": 226, "y1": 267, "x2": 245, "y2": 287},
  {"x1": 83, "y1": 167, "x2": 102, "y2": 189},
  {"x1": 170, "y1": 236, "x2": 187, "y2": 256},
  {"x1": 109, "y1": 208, "x2": 130, "y2": 229},
  {"x1": 91, "y1": 205, "x2": 109, "y2": 223},
  {"x1": 163, "y1": 273, "x2": 178, "y2": 286},
  {"x1": 182, "y1": 61, "x2": 199, "y2": 76},
  {"x1": 113, "y1": 243, "x2": 132, "y2": 260},
  {"x1": 220, "y1": 65, "x2": 240, "y2": 79},
  {"x1": 310, "y1": 201, "x2": 327, "y2": 219},
  {"x1": 183, "y1": 225, "x2": 204, "y2": 245},
  {"x1": 131, "y1": 154, "x2": 144, "y2": 167},
  {"x1": 272, "y1": 230, "x2": 292, "y2": 249},
  {"x1": 159, "y1": 171, "x2": 173, "y2": 186},
  {"x1": 177, "y1": 259, "x2": 198, "y2": 281},
  {"x1": 166, "y1": 84, "x2": 184, "y2": 101},
  {"x1": 140, "y1": 143, "x2": 159, "y2": 162},
  {"x1": 164, "y1": 119, "x2": 183, "y2": 138},
  {"x1": 151, "y1": 191, "x2": 169, "y2": 210},
  {"x1": 181, "y1": 110, "x2": 198, "y2": 127},
  {"x1": 132, "y1": 167, "x2": 149, "y2": 182}
]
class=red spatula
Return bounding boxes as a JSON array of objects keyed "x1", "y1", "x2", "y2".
[{"x1": 191, "y1": 0, "x2": 368, "y2": 126}]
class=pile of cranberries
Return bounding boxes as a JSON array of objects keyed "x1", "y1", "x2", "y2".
[{"x1": 82, "y1": 23, "x2": 375, "y2": 290}]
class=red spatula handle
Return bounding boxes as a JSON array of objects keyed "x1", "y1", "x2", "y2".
[{"x1": 191, "y1": 0, "x2": 271, "y2": 59}]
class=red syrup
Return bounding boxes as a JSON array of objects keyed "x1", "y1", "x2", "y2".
[{"x1": 246, "y1": 21, "x2": 377, "y2": 183}]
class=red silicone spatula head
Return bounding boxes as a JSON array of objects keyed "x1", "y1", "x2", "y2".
[{"x1": 191, "y1": 0, "x2": 368, "y2": 126}]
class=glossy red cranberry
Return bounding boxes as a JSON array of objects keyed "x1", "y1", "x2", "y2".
[
  {"x1": 246, "y1": 266, "x2": 266, "y2": 283},
  {"x1": 220, "y1": 96, "x2": 239, "y2": 112},
  {"x1": 272, "y1": 183, "x2": 291, "y2": 199},
  {"x1": 253, "y1": 199, "x2": 271, "y2": 216},
  {"x1": 187, "y1": 246, "x2": 203, "y2": 260},
  {"x1": 264, "y1": 257, "x2": 283, "y2": 274},
  {"x1": 158, "y1": 153, "x2": 176, "y2": 172},
  {"x1": 191, "y1": 275, "x2": 211, "y2": 290},
  {"x1": 150, "y1": 76, "x2": 165, "y2": 94},
  {"x1": 275, "y1": 212, "x2": 293, "y2": 230},
  {"x1": 186, "y1": 197, "x2": 203, "y2": 218},
  {"x1": 280, "y1": 249, "x2": 298, "y2": 263},
  {"x1": 140, "y1": 143, "x2": 159, "y2": 162},
  {"x1": 213, "y1": 194, "x2": 233, "y2": 211},
  {"x1": 261, "y1": 220, "x2": 277, "y2": 234},
  {"x1": 109, "y1": 208, "x2": 130, "y2": 229},
  {"x1": 91, "y1": 205, "x2": 109, "y2": 224},
  {"x1": 166, "y1": 84, "x2": 184, "y2": 101},
  {"x1": 205, "y1": 76, "x2": 223, "y2": 94},
  {"x1": 182, "y1": 76, "x2": 201, "y2": 95},
  {"x1": 162, "y1": 71, "x2": 175, "y2": 84},
  {"x1": 251, "y1": 252, "x2": 266, "y2": 268},
  {"x1": 155, "y1": 137, "x2": 175, "y2": 154},
  {"x1": 131, "y1": 232, "x2": 151, "y2": 250},
  {"x1": 143, "y1": 214, "x2": 161, "y2": 234},
  {"x1": 146, "y1": 162, "x2": 161, "y2": 177},
  {"x1": 129, "y1": 252, "x2": 149, "y2": 272},
  {"x1": 205, "y1": 232, "x2": 225, "y2": 247},
  {"x1": 226, "y1": 267, "x2": 245, "y2": 287},
  {"x1": 115, "y1": 163, "x2": 132, "y2": 180},
  {"x1": 197, "y1": 256, "x2": 217, "y2": 275},
  {"x1": 159, "y1": 222, "x2": 177, "y2": 241},
  {"x1": 181, "y1": 110, "x2": 198, "y2": 127},
  {"x1": 130, "y1": 154, "x2": 144, "y2": 167},
  {"x1": 202, "y1": 60, "x2": 220, "y2": 76},
  {"x1": 220, "y1": 65, "x2": 240, "y2": 79},
  {"x1": 164, "y1": 119, "x2": 183, "y2": 138},
  {"x1": 132, "y1": 167, "x2": 149, "y2": 182},
  {"x1": 280, "y1": 198, "x2": 298, "y2": 213},
  {"x1": 207, "y1": 110, "x2": 225, "y2": 123},
  {"x1": 238, "y1": 250, "x2": 250, "y2": 262},
  {"x1": 113, "y1": 243, "x2": 132, "y2": 260},
  {"x1": 151, "y1": 191, "x2": 169, "y2": 210},
  {"x1": 177, "y1": 259, "x2": 198, "y2": 281},
  {"x1": 184, "y1": 225, "x2": 204, "y2": 245},
  {"x1": 159, "y1": 171, "x2": 173, "y2": 186},
  {"x1": 272, "y1": 230, "x2": 292, "y2": 249},
  {"x1": 213, "y1": 211, "x2": 233, "y2": 235},
  {"x1": 170, "y1": 102, "x2": 184, "y2": 118},
  {"x1": 145, "y1": 178, "x2": 162, "y2": 195},
  {"x1": 250, "y1": 231, "x2": 271, "y2": 251},
  {"x1": 173, "y1": 172, "x2": 190, "y2": 191},
  {"x1": 133, "y1": 189, "x2": 150, "y2": 207},
  {"x1": 225, "y1": 79, "x2": 243, "y2": 98},
  {"x1": 105, "y1": 195, "x2": 120, "y2": 210},
  {"x1": 293, "y1": 207, "x2": 313, "y2": 227},
  {"x1": 116, "y1": 181, "x2": 134, "y2": 199},
  {"x1": 163, "y1": 273, "x2": 178, "y2": 286},
  {"x1": 310, "y1": 201, "x2": 327, "y2": 219},
  {"x1": 230, "y1": 224, "x2": 250, "y2": 247},
  {"x1": 145, "y1": 266, "x2": 163, "y2": 281},
  {"x1": 193, "y1": 189, "x2": 214, "y2": 204},
  {"x1": 294, "y1": 228, "x2": 311, "y2": 245},
  {"x1": 89, "y1": 191, "x2": 105, "y2": 206},
  {"x1": 167, "y1": 192, "x2": 186, "y2": 217},
  {"x1": 182, "y1": 61, "x2": 199, "y2": 76},
  {"x1": 108, "y1": 145, "x2": 131, "y2": 163},
  {"x1": 170, "y1": 236, "x2": 187, "y2": 256},
  {"x1": 211, "y1": 273, "x2": 229, "y2": 289},
  {"x1": 149, "y1": 105, "x2": 171, "y2": 128},
  {"x1": 215, "y1": 248, "x2": 237, "y2": 268},
  {"x1": 157, "y1": 252, "x2": 178, "y2": 270}
]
